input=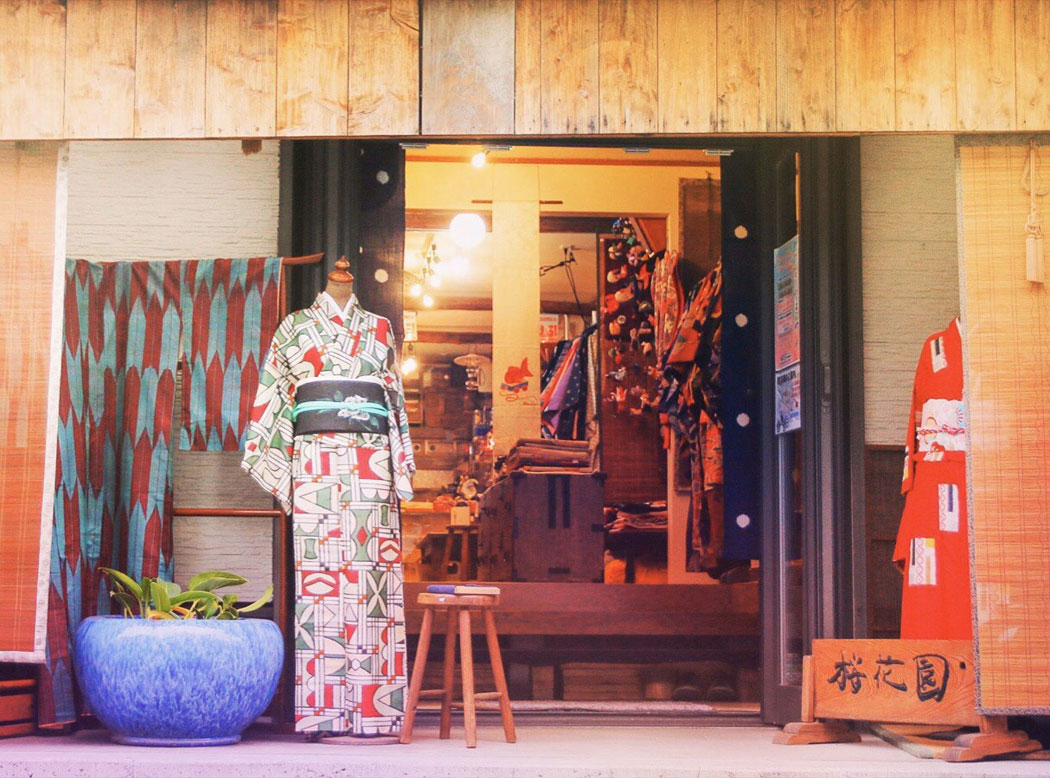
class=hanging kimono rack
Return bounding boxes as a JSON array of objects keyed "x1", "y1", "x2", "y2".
[
  {"x1": 279, "y1": 252, "x2": 325, "y2": 319},
  {"x1": 171, "y1": 507, "x2": 282, "y2": 519}
]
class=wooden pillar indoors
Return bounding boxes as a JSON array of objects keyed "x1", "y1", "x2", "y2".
[{"x1": 490, "y1": 166, "x2": 541, "y2": 455}]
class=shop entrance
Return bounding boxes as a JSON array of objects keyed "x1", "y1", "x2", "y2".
[{"x1": 279, "y1": 138, "x2": 862, "y2": 726}]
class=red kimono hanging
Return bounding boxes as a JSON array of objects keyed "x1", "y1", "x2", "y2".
[{"x1": 893, "y1": 317, "x2": 973, "y2": 640}]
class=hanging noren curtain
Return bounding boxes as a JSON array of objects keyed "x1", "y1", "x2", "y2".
[
  {"x1": 43, "y1": 259, "x2": 182, "y2": 727},
  {"x1": 179, "y1": 257, "x2": 282, "y2": 451},
  {"x1": 41, "y1": 256, "x2": 282, "y2": 728}
]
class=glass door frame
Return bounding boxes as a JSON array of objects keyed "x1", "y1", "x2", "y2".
[{"x1": 755, "y1": 138, "x2": 866, "y2": 725}]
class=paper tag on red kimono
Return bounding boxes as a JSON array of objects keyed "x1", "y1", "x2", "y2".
[
  {"x1": 908, "y1": 538, "x2": 937, "y2": 586},
  {"x1": 930, "y1": 336, "x2": 948, "y2": 373},
  {"x1": 938, "y1": 484, "x2": 961, "y2": 532}
]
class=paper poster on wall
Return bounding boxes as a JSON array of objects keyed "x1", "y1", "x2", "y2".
[
  {"x1": 539, "y1": 313, "x2": 560, "y2": 344},
  {"x1": 403, "y1": 310, "x2": 418, "y2": 342},
  {"x1": 774, "y1": 235, "x2": 800, "y2": 370},
  {"x1": 775, "y1": 363, "x2": 801, "y2": 435}
]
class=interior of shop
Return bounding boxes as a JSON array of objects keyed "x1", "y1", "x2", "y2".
[{"x1": 394, "y1": 144, "x2": 765, "y2": 707}]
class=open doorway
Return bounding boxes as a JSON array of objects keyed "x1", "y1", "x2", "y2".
[{"x1": 397, "y1": 144, "x2": 761, "y2": 713}]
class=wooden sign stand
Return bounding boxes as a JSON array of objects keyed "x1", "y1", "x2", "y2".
[{"x1": 774, "y1": 640, "x2": 1041, "y2": 762}]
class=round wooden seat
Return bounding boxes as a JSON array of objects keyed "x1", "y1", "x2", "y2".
[
  {"x1": 416, "y1": 592, "x2": 500, "y2": 608},
  {"x1": 401, "y1": 590, "x2": 515, "y2": 748}
]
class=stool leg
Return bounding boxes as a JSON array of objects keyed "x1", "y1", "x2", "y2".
[
  {"x1": 441, "y1": 536, "x2": 453, "y2": 580},
  {"x1": 459, "y1": 609, "x2": 477, "y2": 748},
  {"x1": 400, "y1": 607, "x2": 433, "y2": 744},
  {"x1": 483, "y1": 610, "x2": 516, "y2": 743},
  {"x1": 459, "y1": 532, "x2": 470, "y2": 581},
  {"x1": 439, "y1": 607, "x2": 456, "y2": 739}
]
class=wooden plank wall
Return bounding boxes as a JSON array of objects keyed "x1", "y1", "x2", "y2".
[
  {"x1": 4, "y1": 0, "x2": 1050, "y2": 139},
  {"x1": 0, "y1": 0, "x2": 420, "y2": 140},
  {"x1": 958, "y1": 139, "x2": 1050, "y2": 714}
]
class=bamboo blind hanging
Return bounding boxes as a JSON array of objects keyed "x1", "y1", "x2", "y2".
[{"x1": 958, "y1": 140, "x2": 1050, "y2": 714}]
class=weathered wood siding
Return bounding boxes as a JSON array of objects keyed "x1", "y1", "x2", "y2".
[{"x1": 4, "y1": 0, "x2": 1050, "y2": 139}]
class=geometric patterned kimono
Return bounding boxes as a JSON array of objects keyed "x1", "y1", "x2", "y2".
[
  {"x1": 242, "y1": 291, "x2": 415, "y2": 736},
  {"x1": 893, "y1": 317, "x2": 972, "y2": 641}
]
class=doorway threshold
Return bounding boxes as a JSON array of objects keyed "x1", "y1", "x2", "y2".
[{"x1": 415, "y1": 700, "x2": 762, "y2": 727}]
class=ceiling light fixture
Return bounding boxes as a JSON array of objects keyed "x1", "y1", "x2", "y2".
[
  {"x1": 449, "y1": 212, "x2": 486, "y2": 249},
  {"x1": 471, "y1": 151, "x2": 487, "y2": 168}
]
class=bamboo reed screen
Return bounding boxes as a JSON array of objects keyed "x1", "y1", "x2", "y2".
[
  {"x1": 0, "y1": 143, "x2": 63, "y2": 660},
  {"x1": 958, "y1": 141, "x2": 1050, "y2": 714}
]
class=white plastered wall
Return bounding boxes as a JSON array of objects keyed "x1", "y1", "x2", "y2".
[
  {"x1": 861, "y1": 136, "x2": 960, "y2": 446},
  {"x1": 65, "y1": 140, "x2": 280, "y2": 597}
]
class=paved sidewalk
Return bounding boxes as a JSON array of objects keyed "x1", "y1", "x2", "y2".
[{"x1": 2, "y1": 724, "x2": 1046, "y2": 778}]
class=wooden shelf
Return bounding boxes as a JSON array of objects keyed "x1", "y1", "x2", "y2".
[{"x1": 405, "y1": 581, "x2": 758, "y2": 637}]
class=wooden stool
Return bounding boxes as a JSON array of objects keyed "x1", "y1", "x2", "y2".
[
  {"x1": 400, "y1": 592, "x2": 516, "y2": 748},
  {"x1": 439, "y1": 524, "x2": 478, "y2": 581}
]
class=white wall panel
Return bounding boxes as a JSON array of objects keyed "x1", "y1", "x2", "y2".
[
  {"x1": 65, "y1": 140, "x2": 280, "y2": 597},
  {"x1": 861, "y1": 136, "x2": 960, "y2": 446}
]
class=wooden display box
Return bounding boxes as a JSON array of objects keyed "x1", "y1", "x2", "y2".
[
  {"x1": 477, "y1": 471, "x2": 605, "y2": 582},
  {"x1": 0, "y1": 678, "x2": 36, "y2": 738}
]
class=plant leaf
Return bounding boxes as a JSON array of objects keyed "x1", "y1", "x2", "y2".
[
  {"x1": 169, "y1": 590, "x2": 218, "y2": 607},
  {"x1": 111, "y1": 591, "x2": 138, "y2": 617},
  {"x1": 154, "y1": 580, "x2": 182, "y2": 598},
  {"x1": 188, "y1": 571, "x2": 247, "y2": 592},
  {"x1": 146, "y1": 608, "x2": 175, "y2": 620},
  {"x1": 152, "y1": 584, "x2": 172, "y2": 613},
  {"x1": 237, "y1": 584, "x2": 274, "y2": 614},
  {"x1": 100, "y1": 568, "x2": 142, "y2": 599}
]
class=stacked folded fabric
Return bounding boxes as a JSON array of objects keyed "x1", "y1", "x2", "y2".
[
  {"x1": 604, "y1": 501, "x2": 668, "y2": 533},
  {"x1": 504, "y1": 437, "x2": 594, "y2": 474}
]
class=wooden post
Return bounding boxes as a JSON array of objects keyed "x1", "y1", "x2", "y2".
[
  {"x1": 399, "y1": 606, "x2": 432, "y2": 744},
  {"x1": 458, "y1": 608, "x2": 477, "y2": 748},
  {"x1": 440, "y1": 607, "x2": 457, "y2": 740}
]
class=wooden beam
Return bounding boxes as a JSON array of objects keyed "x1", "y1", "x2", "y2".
[
  {"x1": 404, "y1": 582, "x2": 760, "y2": 636},
  {"x1": 406, "y1": 208, "x2": 659, "y2": 236},
  {"x1": 414, "y1": 331, "x2": 492, "y2": 345},
  {"x1": 409, "y1": 297, "x2": 591, "y2": 315}
]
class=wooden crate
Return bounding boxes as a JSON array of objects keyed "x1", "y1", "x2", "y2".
[
  {"x1": 561, "y1": 663, "x2": 644, "y2": 701},
  {"x1": 477, "y1": 472, "x2": 605, "y2": 582},
  {"x1": 0, "y1": 678, "x2": 36, "y2": 738}
]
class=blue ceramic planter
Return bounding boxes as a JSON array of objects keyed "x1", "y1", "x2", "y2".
[{"x1": 74, "y1": 616, "x2": 283, "y2": 747}]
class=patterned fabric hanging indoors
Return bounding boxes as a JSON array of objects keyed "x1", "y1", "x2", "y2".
[
  {"x1": 179, "y1": 257, "x2": 282, "y2": 450},
  {"x1": 42, "y1": 259, "x2": 183, "y2": 727}
]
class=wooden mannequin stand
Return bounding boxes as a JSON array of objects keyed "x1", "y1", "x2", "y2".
[
  {"x1": 774, "y1": 640, "x2": 1041, "y2": 762},
  {"x1": 315, "y1": 254, "x2": 397, "y2": 747}
]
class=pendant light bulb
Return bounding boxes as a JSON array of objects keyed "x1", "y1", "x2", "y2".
[
  {"x1": 422, "y1": 294, "x2": 435, "y2": 308},
  {"x1": 471, "y1": 151, "x2": 487, "y2": 168},
  {"x1": 402, "y1": 354, "x2": 419, "y2": 375},
  {"x1": 409, "y1": 282, "x2": 423, "y2": 298},
  {"x1": 449, "y1": 212, "x2": 486, "y2": 249},
  {"x1": 449, "y1": 255, "x2": 470, "y2": 278}
]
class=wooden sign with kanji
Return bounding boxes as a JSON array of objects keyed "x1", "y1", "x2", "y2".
[
  {"x1": 775, "y1": 638, "x2": 1042, "y2": 762},
  {"x1": 812, "y1": 639, "x2": 979, "y2": 727}
]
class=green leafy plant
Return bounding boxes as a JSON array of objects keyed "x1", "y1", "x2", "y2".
[{"x1": 100, "y1": 568, "x2": 273, "y2": 620}]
